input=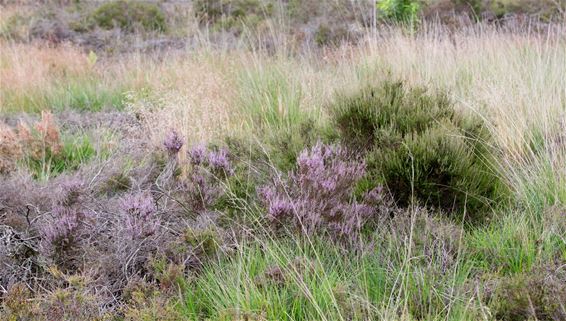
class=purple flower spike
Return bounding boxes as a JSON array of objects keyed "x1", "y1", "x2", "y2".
[
  {"x1": 259, "y1": 142, "x2": 390, "y2": 240},
  {"x1": 164, "y1": 130, "x2": 184, "y2": 155},
  {"x1": 208, "y1": 148, "x2": 232, "y2": 174},
  {"x1": 121, "y1": 192, "x2": 159, "y2": 239},
  {"x1": 188, "y1": 144, "x2": 207, "y2": 165}
]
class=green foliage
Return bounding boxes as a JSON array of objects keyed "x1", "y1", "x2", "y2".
[
  {"x1": 26, "y1": 134, "x2": 95, "y2": 181},
  {"x1": 179, "y1": 227, "x2": 482, "y2": 320},
  {"x1": 466, "y1": 209, "x2": 565, "y2": 276},
  {"x1": 1, "y1": 80, "x2": 126, "y2": 113},
  {"x1": 333, "y1": 81, "x2": 507, "y2": 219},
  {"x1": 377, "y1": 0, "x2": 421, "y2": 24},
  {"x1": 467, "y1": 214, "x2": 538, "y2": 275},
  {"x1": 238, "y1": 64, "x2": 305, "y2": 132},
  {"x1": 91, "y1": 0, "x2": 167, "y2": 33},
  {"x1": 180, "y1": 240, "x2": 357, "y2": 320}
]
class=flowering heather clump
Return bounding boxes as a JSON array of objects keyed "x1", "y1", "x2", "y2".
[
  {"x1": 208, "y1": 147, "x2": 232, "y2": 174},
  {"x1": 39, "y1": 206, "x2": 89, "y2": 270},
  {"x1": 163, "y1": 130, "x2": 184, "y2": 155},
  {"x1": 37, "y1": 177, "x2": 92, "y2": 270},
  {"x1": 121, "y1": 192, "x2": 160, "y2": 240},
  {"x1": 181, "y1": 172, "x2": 222, "y2": 213},
  {"x1": 188, "y1": 144, "x2": 233, "y2": 175},
  {"x1": 260, "y1": 142, "x2": 389, "y2": 239},
  {"x1": 188, "y1": 144, "x2": 207, "y2": 165},
  {"x1": 178, "y1": 143, "x2": 235, "y2": 214},
  {"x1": 55, "y1": 177, "x2": 85, "y2": 207}
]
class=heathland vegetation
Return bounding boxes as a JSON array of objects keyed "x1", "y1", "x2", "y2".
[{"x1": 1, "y1": 0, "x2": 565, "y2": 320}]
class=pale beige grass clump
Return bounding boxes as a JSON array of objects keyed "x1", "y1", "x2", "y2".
[
  {"x1": 123, "y1": 51, "x2": 243, "y2": 154},
  {"x1": 0, "y1": 42, "x2": 90, "y2": 95}
]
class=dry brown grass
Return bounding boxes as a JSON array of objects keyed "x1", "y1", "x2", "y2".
[
  {"x1": 0, "y1": 41, "x2": 90, "y2": 95},
  {"x1": 2, "y1": 23, "x2": 564, "y2": 205}
]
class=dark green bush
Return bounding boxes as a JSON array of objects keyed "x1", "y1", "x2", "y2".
[
  {"x1": 334, "y1": 82, "x2": 455, "y2": 149},
  {"x1": 333, "y1": 81, "x2": 507, "y2": 219},
  {"x1": 91, "y1": 0, "x2": 167, "y2": 33}
]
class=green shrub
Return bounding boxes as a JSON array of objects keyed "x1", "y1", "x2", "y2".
[
  {"x1": 91, "y1": 0, "x2": 167, "y2": 33},
  {"x1": 334, "y1": 81, "x2": 455, "y2": 149},
  {"x1": 333, "y1": 81, "x2": 507, "y2": 220},
  {"x1": 377, "y1": 0, "x2": 421, "y2": 24}
]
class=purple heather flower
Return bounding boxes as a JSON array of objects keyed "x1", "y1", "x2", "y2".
[
  {"x1": 363, "y1": 186, "x2": 385, "y2": 205},
  {"x1": 121, "y1": 192, "x2": 159, "y2": 239},
  {"x1": 267, "y1": 198, "x2": 293, "y2": 221},
  {"x1": 208, "y1": 148, "x2": 232, "y2": 174},
  {"x1": 56, "y1": 177, "x2": 85, "y2": 207},
  {"x1": 188, "y1": 144, "x2": 207, "y2": 165},
  {"x1": 163, "y1": 130, "x2": 184, "y2": 155},
  {"x1": 259, "y1": 142, "x2": 388, "y2": 240},
  {"x1": 39, "y1": 206, "x2": 89, "y2": 268}
]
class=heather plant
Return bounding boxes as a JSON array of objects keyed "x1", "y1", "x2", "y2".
[
  {"x1": 120, "y1": 192, "x2": 160, "y2": 240},
  {"x1": 39, "y1": 207, "x2": 89, "y2": 271},
  {"x1": 0, "y1": 224, "x2": 39, "y2": 294},
  {"x1": 0, "y1": 175, "x2": 53, "y2": 289},
  {"x1": 259, "y1": 142, "x2": 390, "y2": 240},
  {"x1": 264, "y1": 119, "x2": 338, "y2": 172},
  {"x1": 163, "y1": 129, "x2": 184, "y2": 156},
  {"x1": 168, "y1": 143, "x2": 236, "y2": 216},
  {"x1": 333, "y1": 81, "x2": 507, "y2": 219},
  {"x1": 487, "y1": 263, "x2": 566, "y2": 321},
  {"x1": 188, "y1": 143, "x2": 233, "y2": 176},
  {"x1": 39, "y1": 178, "x2": 91, "y2": 272},
  {"x1": 91, "y1": 0, "x2": 167, "y2": 33}
]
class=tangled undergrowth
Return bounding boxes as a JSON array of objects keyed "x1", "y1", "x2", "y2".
[
  {"x1": 2, "y1": 74, "x2": 565, "y2": 319},
  {"x1": 1, "y1": 9, "x2": 565, "y2": 318},
  {"x1": 0, "y1": 128, "x2": 238, "y2": 319}
]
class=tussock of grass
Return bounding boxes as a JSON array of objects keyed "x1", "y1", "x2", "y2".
[{"x1": 24, "y1": 133, "x2": 96, "y2": 181}]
